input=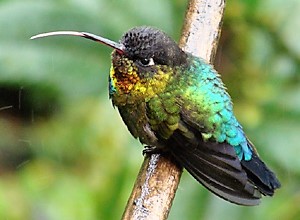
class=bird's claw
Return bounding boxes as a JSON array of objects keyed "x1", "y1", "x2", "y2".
[{"x1": 142, "y1": 145, "x2": 161, "y2": 155}]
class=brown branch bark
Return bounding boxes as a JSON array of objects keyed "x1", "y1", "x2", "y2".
[{"x1": 121, "y1": 0, "x2": 225, "y2": 219}]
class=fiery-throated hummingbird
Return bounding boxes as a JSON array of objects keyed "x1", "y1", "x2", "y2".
[{"x1": 31, "y1": 26, "x2": 280, "y2": 205}]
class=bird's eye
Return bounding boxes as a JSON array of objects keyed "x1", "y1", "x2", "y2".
[{"x1": 139, "y1": 58, "x2": 155, "y2": 66}]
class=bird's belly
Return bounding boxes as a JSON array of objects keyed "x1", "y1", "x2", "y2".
[{"x1": 117, "y1": 103, "x2": 159, "y2": 147}]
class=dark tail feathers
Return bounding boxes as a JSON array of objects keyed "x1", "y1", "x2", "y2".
[
  {"x1": 168, "y1": 130, "x2": 280, "y2": 206},
  {"x1": 241, "y1": 152, "x2": 281, "y2": 196}
]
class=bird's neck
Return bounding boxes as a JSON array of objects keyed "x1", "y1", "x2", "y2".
[{"x1": 109, "y1": 65, "x2": 175, "y2": 106}]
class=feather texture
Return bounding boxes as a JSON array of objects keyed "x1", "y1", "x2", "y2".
[{"x1": 108, "y1": 26, "x2": 280, "y2": 205}]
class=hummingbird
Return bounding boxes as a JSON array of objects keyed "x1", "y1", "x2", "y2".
[{"x1": 31, "y1": 26, "x2": 280, "y2": 206}]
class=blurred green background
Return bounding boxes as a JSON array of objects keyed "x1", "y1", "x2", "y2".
[{"x1": 0, "y1": 0, "x2": 299, "y2": 219}]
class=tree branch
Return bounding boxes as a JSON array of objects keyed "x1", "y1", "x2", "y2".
[
  {"x1": 121, "y1": 0, "x2": 225, "y2": 219},
  {"x1": 180, "y1": 0, "x2": 225, "y2": 62}
]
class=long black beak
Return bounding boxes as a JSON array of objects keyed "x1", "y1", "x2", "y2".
[{"x1": 30, "y1": 31, "x2": 124, "y2": 54}]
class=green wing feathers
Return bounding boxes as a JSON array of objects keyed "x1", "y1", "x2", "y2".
[{"x1": 143, "y1": 57, "x2": 280, "y2": 205}]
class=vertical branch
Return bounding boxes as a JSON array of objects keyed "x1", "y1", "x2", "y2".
[
  {"x1": 121, "y1": 0, "x2": 225, "y2": 219},
  {"x1": 180, "y1": 0, "x2": 225, "y2": 62},
  {"x1": 122, "y1": 155, "x2": 181, "y2": 220}
]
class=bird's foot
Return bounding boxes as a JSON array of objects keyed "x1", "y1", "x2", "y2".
[{"x1": 142, "y1": 145, "x2": 162, "y2": 155}]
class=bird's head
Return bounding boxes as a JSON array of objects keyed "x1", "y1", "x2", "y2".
[{"x1": 109, "y1": 26, "x2": 187, "y2": 103}]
